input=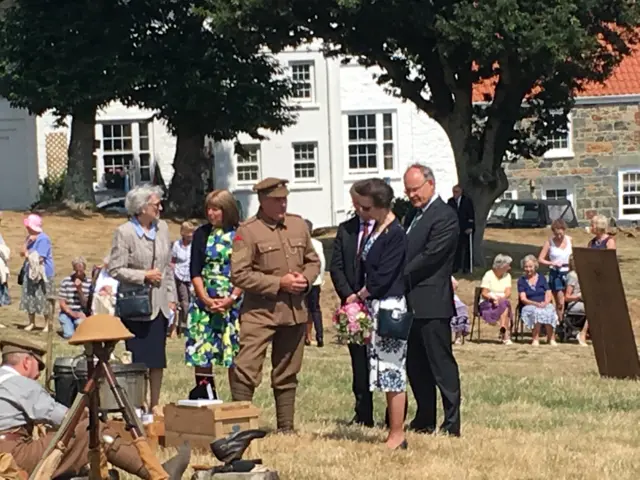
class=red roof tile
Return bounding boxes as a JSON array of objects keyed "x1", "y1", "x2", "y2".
[{"x1": 472, "y1": 44, "x2": 640, "y2": 102}]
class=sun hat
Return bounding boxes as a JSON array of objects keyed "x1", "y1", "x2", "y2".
[
  {"x1": 69, "y1": 314, "x2": 135, "y2": 345},
  {"x1": 23, "y1": 214, "x2": 43, "y2": 233}
]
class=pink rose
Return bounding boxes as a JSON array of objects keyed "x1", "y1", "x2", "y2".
[
  {"x1": 347, "y1": 321, "x2": 360, "y2": 333},
  {"x1": 344, "y1": 302, "x2": 360, "y2": 317}
]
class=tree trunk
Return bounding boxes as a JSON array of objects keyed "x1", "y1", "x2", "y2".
[
  {"x1": 63, "y1": 103, "x2": 97, "y2": 205},
  {"x1": 167, "y1": 128, "x2": 208, "y2": 216}
]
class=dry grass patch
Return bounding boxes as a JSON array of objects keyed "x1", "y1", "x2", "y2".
[{"x1": 0, "y1": 212, "x2": 640, "y2": 478}]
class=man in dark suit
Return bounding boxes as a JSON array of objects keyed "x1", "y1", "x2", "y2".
[
  {"x1": 403, "y1": 164, "x2": 462, "y2": 436},
  {"x1": 330, "y1": 187, "x2": 376, "y2": 427},
  {"x1": 447, "y1": 184, "x2": 475, "y2": 274}
]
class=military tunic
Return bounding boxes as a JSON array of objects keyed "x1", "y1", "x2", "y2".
[{"x1": 230, "y1": 210, "x2": 320, "y2": 430}]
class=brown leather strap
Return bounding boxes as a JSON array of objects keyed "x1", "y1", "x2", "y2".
[{"x1": 0, "y1": 432, "x2": 25, "y2": 442}]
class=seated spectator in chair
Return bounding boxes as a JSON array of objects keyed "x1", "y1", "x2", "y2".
[
  {"x1": 450, "y1": 276, "x2": 470, "y2": 345},
  {"x1": 565, "y1": 255, "x2": 588, "y2": 346},
  {"x1": 478, "y1": 254, "x2": 513, "y2": 345},
  {"x1": 57, "y1": 257, "x2": 92, "y2": 339},
  {"x1": 588, "y1": 214, "x2": 616, "y2": 250},
  {"x1": 518, "y1": 255, "x2": 558, "y2": 346}
]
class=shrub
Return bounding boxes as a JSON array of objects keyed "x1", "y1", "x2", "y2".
[{"x1": 31, "y1": 171, "x2": 66, "y2": 208}]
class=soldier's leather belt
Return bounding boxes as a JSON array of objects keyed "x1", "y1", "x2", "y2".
[{"x1": 0, "y1": 432, "x2": 25, "y2": 442}]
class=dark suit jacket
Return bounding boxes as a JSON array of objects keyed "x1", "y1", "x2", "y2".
[
  {"x1": 404, "y1": 197, "x2": 459, "y2": 319},
  {"x1": 330, "y1": 216, "x2": 363, "y2": 303},
  {"x1": 447, "y1": 195, "x2": 475, "y2": 233}
]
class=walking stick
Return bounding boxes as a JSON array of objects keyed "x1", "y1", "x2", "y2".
[
  {"x1": 469, "y1": 232, "x2": 474, "y2": 274},
  {"x1": 45, "y1": 300, "x2": 55, "y2": 393}
]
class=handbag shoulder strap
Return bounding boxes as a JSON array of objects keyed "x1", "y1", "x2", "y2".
[{"x1": 151, "y1": 235, "x2": 156, "y2": 269}]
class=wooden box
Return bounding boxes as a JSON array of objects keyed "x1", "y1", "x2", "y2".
[
  {"x1": 163, "y1": 401, "x2": 261, "y2": 453},
  {"x1": 107, "y1": 417, "x2": 165, "y2": 449}
]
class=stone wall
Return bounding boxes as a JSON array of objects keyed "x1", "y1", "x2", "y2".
[{"x1": 504, "y1": 102, "x2": 640, "y2": 222}]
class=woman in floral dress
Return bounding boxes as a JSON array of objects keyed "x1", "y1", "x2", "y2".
[
  {"x1": 352, "y1": 179, "x2": 408, "y2": 450},
  {"x1": 186, "y1": 190, "x2": 243, "y2": 399}
]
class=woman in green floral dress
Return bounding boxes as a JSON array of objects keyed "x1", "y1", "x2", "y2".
[{"x1": 186, "y1": 190, "x2": 243, "y2": 398}]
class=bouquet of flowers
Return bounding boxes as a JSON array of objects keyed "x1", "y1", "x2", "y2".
[{"x1": 332, "y1": 301, "x2": 373, "y2": 345}]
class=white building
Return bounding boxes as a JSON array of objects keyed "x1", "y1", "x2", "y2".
[{"x1": 0, "y1": 42, "x2": 458, "y2": 227}]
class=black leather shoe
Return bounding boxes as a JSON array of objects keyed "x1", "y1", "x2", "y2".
[
  {"x1": 348, "y1": 415, "x2": 374, "y2": 428},
  {"x1": 407, "y1": 421, "x2": 435, "y2": 434},
  {"x1": 317, "y1": 340, "x2": 324, "y2": 347},
  {"x1": 210, "y1": 429, "x2": 267, "y2": 463}
]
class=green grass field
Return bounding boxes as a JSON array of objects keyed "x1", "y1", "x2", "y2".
[{"x1": 2, "y1": 211, "x2": 640, "y2": 479}]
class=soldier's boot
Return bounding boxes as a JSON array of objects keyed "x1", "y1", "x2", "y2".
[
  {"x1": 105, "y1": 436, "x2": 191, "y2": 480},
  {"x1": 274, "y1": 388, "x2": 296, "y2": 434}
]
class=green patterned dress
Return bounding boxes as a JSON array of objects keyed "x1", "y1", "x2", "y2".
[{"x1": 185, "y1": 227, "x2": 241, "y2": 368}]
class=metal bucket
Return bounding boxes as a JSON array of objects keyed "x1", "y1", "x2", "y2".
[{"x1": 53, "y1": 356, "x2": 148, "y2": 412}]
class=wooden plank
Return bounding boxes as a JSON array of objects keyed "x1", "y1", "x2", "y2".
[{"x1": 573, "y1": 247, "x2": 640, "y2": 380}]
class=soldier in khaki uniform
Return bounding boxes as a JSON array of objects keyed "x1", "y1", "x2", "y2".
[{"x1": 230, "y1": 178, "x2": 320, "y2": 432}]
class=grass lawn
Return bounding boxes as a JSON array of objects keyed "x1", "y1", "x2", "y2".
[{"x1": 1, "y1": 210, "x2": 640, "y2": 479}]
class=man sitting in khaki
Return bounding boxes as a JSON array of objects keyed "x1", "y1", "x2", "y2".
[{"x1": 0, "y1": 338, "x2": 189, "y2": 479}]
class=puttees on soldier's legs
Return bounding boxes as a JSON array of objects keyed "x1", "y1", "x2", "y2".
[{"x1": 229, "y1": 177, "x2": 320, "y2": 433}]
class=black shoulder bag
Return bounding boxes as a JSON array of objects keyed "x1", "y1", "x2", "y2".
[
  {"x1": 377, "y1": 308, "x2": 414, "y2": 340},
  {"x1": 373, "y1": 225, "x2": 414, "y2": 341},
  {"x1": 115, "y1": 237, "x2": 156, "y2": 322}
]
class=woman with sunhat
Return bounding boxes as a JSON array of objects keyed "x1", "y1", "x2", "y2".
[{"x1": 19, "y1": 214, "x2": 55, "y2": 332}]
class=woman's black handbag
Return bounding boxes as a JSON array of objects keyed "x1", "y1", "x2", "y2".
[
  {"x1": 115, "y1": 238, "x2": 156, "y2": 321},
  {"x1": 17, "y1": 262, "x2": 26, "y2": 286},
  {"x1": 377, "y1": 308, "x2": 414, "y2": 341}
]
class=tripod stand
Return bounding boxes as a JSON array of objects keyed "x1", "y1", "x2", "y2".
[{"x1": 30, "y1": 340, "x2": 167, "y2": 480}]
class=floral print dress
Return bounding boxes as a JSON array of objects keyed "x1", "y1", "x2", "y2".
[
  {"x1": 185, "y1": 227, "x2": 241, "y2": 368},
  {"x1": 361, "y1": 232, "x2": 408, "y2": 393}
]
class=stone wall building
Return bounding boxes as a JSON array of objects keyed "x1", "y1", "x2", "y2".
[{"x1": 500, "y1": 52, "x2": 640, "y2": 224}]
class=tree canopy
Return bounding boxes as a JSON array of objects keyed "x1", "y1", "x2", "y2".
[
  {"x1": 126, "y1": 0, "x2": 296, "y2": 214},
  {"x1": 0, "y1": 0, "x2": 150, "y2": 203},
  {"x1": 206, "y1": 0, "x2": 640, "y2": 249}
]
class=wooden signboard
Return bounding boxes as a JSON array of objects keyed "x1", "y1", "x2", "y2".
[{"x1": 573, "y1": 247, "x2": 640, "y2": 380}]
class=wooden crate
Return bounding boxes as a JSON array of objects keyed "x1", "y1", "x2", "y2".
[
  {"x1": 106, "y1": 417, "x2": 165, "y2": 449},
  {"x1": 163, "y1": 402, "x2": 261, "y2": 454}
]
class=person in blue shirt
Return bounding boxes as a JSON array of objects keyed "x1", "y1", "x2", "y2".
[
  {"x1": 517, "y1": 255, "x2": 558, "y2": 346},
  {"x1": 19, "y1": 214, "x2": 55, "y2": 332}
]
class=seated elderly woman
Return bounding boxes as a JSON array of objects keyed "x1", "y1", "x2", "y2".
[
  {"x1": 478, "y1": 254, "x2": 513, "y2": 345},
  {"x1": 518, "y1": 255, "x2": 558, "y2": 346}
]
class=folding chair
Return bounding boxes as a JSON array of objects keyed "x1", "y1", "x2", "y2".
[
  {"x1": 512, "y1": 301, "x2": 524, "y2": 342},
  {"x1": 557, "y1": 302, "x2": 587, "y2": 342},
  {"x1": 469, "y1": 287, "x2": 483, "y2": 342}
]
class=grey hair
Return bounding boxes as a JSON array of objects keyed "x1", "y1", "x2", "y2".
[
  {"x1": 405, "y1": 163, "x2": 436, "y2": 186},
  {"x1": 521, "y1": 254, "x2": 539, "y2": 269},
  {"x1": 125, "y1": 185, "x2": 164, "y2": 216},
  {"x1": 492, "y1": 254, "x2": 513, "y2": 269},
  {"x1": 71, "y1": 256, "x2": 86, "y2": 268}
]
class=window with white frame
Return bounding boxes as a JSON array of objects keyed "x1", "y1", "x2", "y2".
[
  {"x1": 544, "y1": 188, "x2": 568, "y2": 200},
  {"x1": 236, "y1": 145, "x2": 261, "y2": 184},
  {"x1": 290, "y1": 62, "x2": 314, "y2": 101},
  {"x1": 346, "y1": 112, "x2": 395, "y2": 173},
  {"x1": 544, "y1": 114, "x2": 573, "y2": 159},
  {"x1": 99, "y1": 121, "x2": 152, "y2": 187},
  {"x1": 292, "y1": 142, "x2": 318, "y2": 182},
  {"x1": 500, "y1": 190, "x2": 518, "y2": 200},
  {"x1": 619, "y1": 169, "x2": 640, "y2": 219},
  {"x1": 542, "y1": 186, "x2": 574, "y2": 207}
]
